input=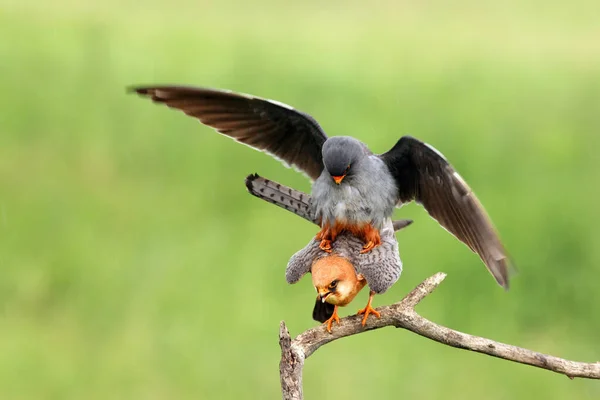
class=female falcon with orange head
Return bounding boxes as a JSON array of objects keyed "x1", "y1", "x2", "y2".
[{"x1": 287, "y1": 218, "x2": 405, "y2": 332}]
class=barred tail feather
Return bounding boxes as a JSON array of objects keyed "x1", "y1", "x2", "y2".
[
  {"x1": 245, "y1": 174, "x2": 317, "y2": 224},
  {"x1": 392, "y1": 219, "x2": 413, "y2": 231},
  {"x1": 245, "y1": 174, "x2": 414, "y2": 232}
]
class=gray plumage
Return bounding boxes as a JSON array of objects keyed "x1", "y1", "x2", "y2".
[
  {"x1": 245, "y1": 174, "x2": 409, "y2": 292},
  {"x1": 287, "y1": 220, "x2": 401, "y2": 294},
  {"x1": 133, "y1": 85, "x2": 511, "y2": 288},
  {"x1": 244, "y1": 173, "x2": 413, "y2": 232},
  {"x1": 312, "y1": 136, "x2": 398, "y2": 230}
]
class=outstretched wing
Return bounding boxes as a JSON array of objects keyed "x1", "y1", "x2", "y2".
[
  {"x1": 380, "y1": 136, "x2": 510, "y2": 288},
  {"x1": 131, "y1": 86, "x2": 328, "y2": 180}
]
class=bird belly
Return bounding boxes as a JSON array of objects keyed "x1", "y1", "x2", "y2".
[
  {"x1": 312, "y1": 172, "x2": 395, "y2": 230},
  {"x1": 333, "y1": 202, "x2": 348, "y2": 220},
  {"x1": 315, "y1": 195, "x2": 380, "y2": 228}
]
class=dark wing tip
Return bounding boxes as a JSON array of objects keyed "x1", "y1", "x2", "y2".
[
  {"x1": 493, "y1": 255, "x2": 517, "y2": 291},
  {"x1": 312, "y1": 298, "x2": 335, "y2": 323},
  {"x1": 495, "y1": 261, "x2": 510, "y2": 290},
  {"x1": 128, "y1": 86, "x2": 170, "y2": 104},
  {"x1": 127, "y1": 85, "x2": 152, "y2": 95},
  {"x1": 483, "y1": 254, "x2": 512, "y2": 290},
  {"x1": 128, "y1": 86, "x2": 183, "y2": 102},
  {"x1": 244, "y1": 173, "x2": 260, "y2": 194}
]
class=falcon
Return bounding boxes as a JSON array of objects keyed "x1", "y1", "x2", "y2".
[
  {"x1": 247, "y1": 174, "x2": 410, "y2": 331},
  {"x1": 131, "y1": 85, "x2": 511, "y2": 291}
]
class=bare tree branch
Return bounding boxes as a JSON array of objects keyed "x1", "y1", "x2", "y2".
[
  {"x1": 279, "y1": 323, "x2": 304, "y2": 400},
  {"x1": 280, "y1": 272, "x2": 600, "y2": 399}
]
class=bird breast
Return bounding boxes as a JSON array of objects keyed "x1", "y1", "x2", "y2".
[
  {"x1": 311, "y1": 156, "x2": 397, "y2": 229},
  {"x1": 331, "y1": 186, "x2": 354, "y2": 219}
]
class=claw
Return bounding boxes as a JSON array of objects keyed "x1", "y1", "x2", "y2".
[
  {"x1": 317, "y1": 222, "x2": 382, "y2": 254},
  {"x1": 319, "y1": 239, "x2": 333, "y2": 252},
  {"x1": 360, "y1": 240, "x2": 375, "y2": 254},
  {"x1": 358, "y1": 225, "x2": 381, "y2": 254}
]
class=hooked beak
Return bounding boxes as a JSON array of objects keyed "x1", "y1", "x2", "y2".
[
  {"x1": 318, "y1": 290, "x2": 332, "y2": 303},
  {"x1": 332, "y1": 174, "x2": 346, "y2": 185}
]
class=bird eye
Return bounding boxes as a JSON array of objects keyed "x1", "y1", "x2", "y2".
[
  {"x1": 345, "y1": 164, "x2": 351, "y2": 173},
  {"x1": 329, "y1": 280, "x2": 338, "y2": 288}
]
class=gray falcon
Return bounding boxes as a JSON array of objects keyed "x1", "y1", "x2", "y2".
[
  {"x1": 246, "y1": 174, "x2": 410, "y2": 331},
  {"x1": 131, "y1": 85, "x2": 511, "y2": 294}
]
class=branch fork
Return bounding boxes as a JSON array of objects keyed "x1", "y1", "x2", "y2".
[{"x1": 279, "y1": 272, "x2": 600, "y2": 400}]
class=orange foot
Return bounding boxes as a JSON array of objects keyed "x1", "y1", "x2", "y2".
[
  {"x1": 324, "y1": 306, "x2": 340, "y2": 333},
  {"x1": 356, "y1": 291, "x2": 380, "y2": 326},
  {"x1": 316, "y1": 223, "x2": 336, "y2": 253},
  {"x1": 359, "y1": 224, "x2": 382, "y2": 254},
  {"x1": 319, "y1": 239, "x2": 333, "y2": 252},
  {"x1": 315, "y1": 224, "x2": 329, "y2": 241},
  {"x1": 360, "y1": 240, "x2": 376, "y2": 254}
]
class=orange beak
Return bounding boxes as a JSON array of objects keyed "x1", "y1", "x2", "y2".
[{"x1": 332, "y1": 175, "x2": 346, "y2": 185}]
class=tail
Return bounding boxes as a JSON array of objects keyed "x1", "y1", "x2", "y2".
[
  {"x1": 392, "y1": 219, "x2": 413, "y2": 231},
  {"x1": 312, "y1": 297, "x2": 335, "y2": 323},
  {"x1": 245, "y1": 174, "x2": 317, "y2": 224},
  {"x1": 245, "y1": 173, "x2": 415, "y2": 231}
]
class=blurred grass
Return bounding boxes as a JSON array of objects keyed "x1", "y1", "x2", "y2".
[{"x1": 1, "y1": 0, "x2": 600, "y2": 399}]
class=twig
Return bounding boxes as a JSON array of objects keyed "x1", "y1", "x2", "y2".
[{"x1": 279, "y1": 272, "x2": 600, "y2": 399}]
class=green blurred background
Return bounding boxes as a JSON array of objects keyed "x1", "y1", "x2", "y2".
[{"x1": 2, "y1": 0, "x2": 599, "y2": 398}]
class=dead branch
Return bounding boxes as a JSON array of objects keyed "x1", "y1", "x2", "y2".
[{"x1": 279, "y1": 272, "x2": 600, "y2": 400}]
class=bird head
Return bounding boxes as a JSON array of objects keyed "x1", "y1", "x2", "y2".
[
  {"x1": 311, "y1": 255, "x2": 367, "y2": 307},
  {"x1": 322, "y1": 137, "x2": 368, "y2": 185}
]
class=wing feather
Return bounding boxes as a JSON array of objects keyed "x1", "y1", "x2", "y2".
[
  {"x1": 131, "y1": 85, "x2": 328, "y2": 180},
  {"x1": 381, "y1": 136, "x2": 510, "y2": 288}
]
